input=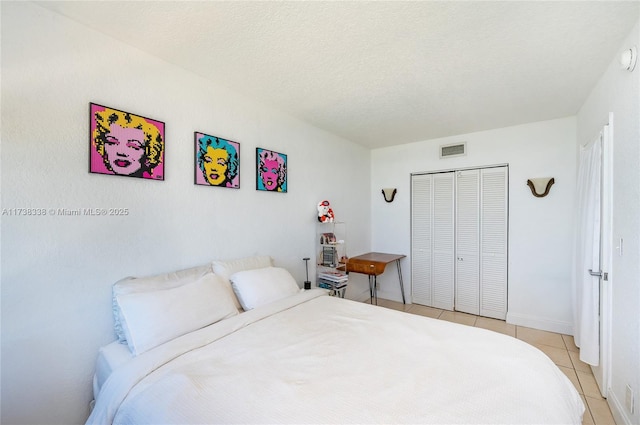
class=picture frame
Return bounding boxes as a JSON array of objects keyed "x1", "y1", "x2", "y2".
[
  {"x1": 89, "y1": 103, "x2": 165, "y2": 180},
  {"x1": 194, "y1": 132, "x2": 240, "y2": 189},
  {"x1": 256, "y1": 148, "x2": 287, "y2": 193}
]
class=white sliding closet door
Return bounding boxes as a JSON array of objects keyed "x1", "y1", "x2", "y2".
[
  {"x1": 455, "y1": 170, "x2": 480, "y2": 315},
  {"x1": 480, "y1": 167, "x2": 508, "y2": 319}
]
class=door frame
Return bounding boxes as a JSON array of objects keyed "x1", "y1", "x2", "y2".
[{"x1": 592, "y1": 114, "x2": 613, "y2": 398}]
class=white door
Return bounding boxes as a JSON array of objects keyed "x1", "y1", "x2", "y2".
[
  {"x1": 412, "y1": 167, "x2": 507, "y2": 318},
  {"x1": 574, "y1": 119, "x2": 612, "y2": 398},
  {"x1": 592, "y1": 121, "x2": 612, "y2": 397},
  {"x1": 411, "y1": 173, "x2": 455, "y2": 309},
  {"x1": 455, "y1": 170, "x2": 480, "y2": 315},
  {"x1": 411, "y1": 174, "x2": 433, "y2": 306},
  {"x1": 592, "y1": 120, "x2": 613, "y2": 397},
  {"x1": 480, "y1": 167, "x2": 508, "y2": 320},
  {"x1": 432, "y1": 173, "x2": 455, "y2": 310}
]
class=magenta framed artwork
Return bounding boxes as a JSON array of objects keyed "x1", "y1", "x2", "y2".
[
  {"x1": 194, "y1": 132, "x2": 240, "y2": 188},
  {"x1": 256, "y1": 148, "x2": 287, "y2": 193},
  {"x1": 89, "y1": 103, "x2": 165, "y2": 180}
]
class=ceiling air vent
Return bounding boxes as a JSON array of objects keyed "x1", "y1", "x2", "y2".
[{"x1": 440, "y1": 142, "x2": 466, "y2": 158}]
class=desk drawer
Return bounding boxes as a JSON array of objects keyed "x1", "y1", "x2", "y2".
[{"x1": 346, "y1": 261, "x2": 385, "y2": 275}]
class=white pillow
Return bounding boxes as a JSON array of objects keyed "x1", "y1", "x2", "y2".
[
  {"x1": 230, "y1": 267, "x2": 301, "y2": 310},
  {"x1": 112, "y1": 264, "x2": 231, "y2": 343},
  {"x1": 211, "y1": 255, "x2": 273, "y2": 310},
  {"x1": 116, "y1": 272, "x2": 238, "y2": 356}
]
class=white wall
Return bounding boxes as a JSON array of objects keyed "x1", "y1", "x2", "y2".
[
  {"x1": 0, "y1": 3, "x2": 370, "y2": 424},
  {"x1": 577, "y1": 20, "x2": 640, "y2": 425},
  {"x1": 371, "y1": 117, "x2": 577, "y2": 333}
]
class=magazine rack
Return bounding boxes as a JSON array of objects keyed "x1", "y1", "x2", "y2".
[{"x1": 317, "y1": 221, "x2": 348, "y2": 297}]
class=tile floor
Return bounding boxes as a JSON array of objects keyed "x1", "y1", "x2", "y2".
[{"x1": 365, "y1": 298, "x2": 616, "y2": 425}]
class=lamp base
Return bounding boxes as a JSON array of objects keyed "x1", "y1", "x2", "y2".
[{"x1": 304, "y1": 281, "x2": 311, "y2": 290}]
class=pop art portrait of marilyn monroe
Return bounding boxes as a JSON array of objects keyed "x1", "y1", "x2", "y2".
[
  {"x1": 256, "y1": 148, "x2": 287, "y2": 193},
  {"x1": 194, "y1": 132, "x2": 240, "y2": 188},
  {"x1": 90, "y1": 103, "x2": 164, "y2": 180}
]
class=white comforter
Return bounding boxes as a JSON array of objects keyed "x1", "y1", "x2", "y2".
[{"x1": 88, "y1": 289, "x2": 584, "y2": 424}]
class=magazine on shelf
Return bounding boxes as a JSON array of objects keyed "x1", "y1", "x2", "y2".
[
  {"x1": 318, "y1": 279, "x2": 348, "y2": 289},
  {"x1": 318, "y1": 281, "x2": 331, "y2": 290},
  {"x1": 318, "y1": 271, "x2": 348, "y2": 282}
]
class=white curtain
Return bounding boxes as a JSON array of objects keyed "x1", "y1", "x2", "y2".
[{"x1": 572, "y1": 134, "x2": 602, "y2": 366}]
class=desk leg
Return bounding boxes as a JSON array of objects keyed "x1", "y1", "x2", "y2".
[
  {"x1": 396, "y1": 259, "x2": 406, "y2": 304},
  {"x1": 374, "y1": 275, "x2": 378, "y2": 305},
  {"x1": 368, "y1": 275, "x2": 378, "y2": 305}
]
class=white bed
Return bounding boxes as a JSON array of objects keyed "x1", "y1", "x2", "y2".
[
  {"x1": 88, "y1": 258, "x2": 584, "y2": 424},
  {"x1": 92, "y1": 341, "x2": 133, "y2": 399}
]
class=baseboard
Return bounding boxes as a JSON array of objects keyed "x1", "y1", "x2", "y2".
[
  {"x1": 506, "y1": 312, "x2": 573, "y2": 335},
  {"x1": 608, "y1": 387, "x2": 633, "y2": 425}
]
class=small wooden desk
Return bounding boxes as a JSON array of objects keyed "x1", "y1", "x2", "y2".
[{"x1": 346, "y1": 252, "x2": 406, "y2": 305}]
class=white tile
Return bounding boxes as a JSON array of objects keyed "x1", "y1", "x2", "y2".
[
  {"x1": 576, "y1": 371, "x2": 604, "y2": 399},
  {"x1": 581, "y1": 395, "x2": 595, "y2": 425},
  {"x1": 407, "y1": 304, "x2": 443, "y2": 319},
  {"x1": 377, "y1": 298, "x2": 412, "y2": 312},
  {"x1": 516, "y1": 326, "x2": 566, "y2": 349},
  {"x1": 533, "y1": 343, "x2": 573, "y2": 368},
  {"x1": 475, "y1": 317, "x2": 516, "y2": 337},
  {"x1": 585, "y1": 396, "x2": 615, "y2": 425},
  {"x1": 569, "y1": 350, "x2": 593, "y2": 373},
  {"x1": 438, "y1": 310, "x2": 477, "y2": 326}
]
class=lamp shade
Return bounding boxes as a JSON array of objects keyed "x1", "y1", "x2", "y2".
[
  {"x1": 382, "y1": 188, "x2": 397, "y2": 202},
  {"x1": 526, "y1": 177, "x2": 555, "y2": 198}
]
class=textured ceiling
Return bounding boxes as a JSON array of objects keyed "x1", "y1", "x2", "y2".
[{"x1": 36, "y1": 1, "x2": 639, "y2": 149}]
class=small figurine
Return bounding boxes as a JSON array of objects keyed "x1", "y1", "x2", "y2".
[{"x1": 317, "y1": 200, "x2": 335, "y2": 223}]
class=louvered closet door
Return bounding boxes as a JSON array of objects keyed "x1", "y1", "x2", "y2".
[
  {"x1": 431, "y1": 173, "x2": 455, "y2": 310},
  {"x1": 455, "y1": 170, "x2": 480, "y2": 315},
  {"x1": 480, "y1": 167, "x2": 508, "y2": 319},
  {"x1": 412, "y1": 167, "x2": 506, "y2": 316},
  {"x1": 411, "y1": 173, "x2": 455, "y2": 309},
  {"x1": 411, "y1": 174, "x2": 433, "y2": 306}
]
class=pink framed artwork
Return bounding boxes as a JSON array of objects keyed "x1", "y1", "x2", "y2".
[
  {"x1": 89, "y1": 103, "x2": 165, "y2": 180},
  {"x1": 256, "y1": 147, "x2": 287, "y2": 193},
  {"x1": 194, "y1": 132, "x2": 240, "y2": 189}
]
